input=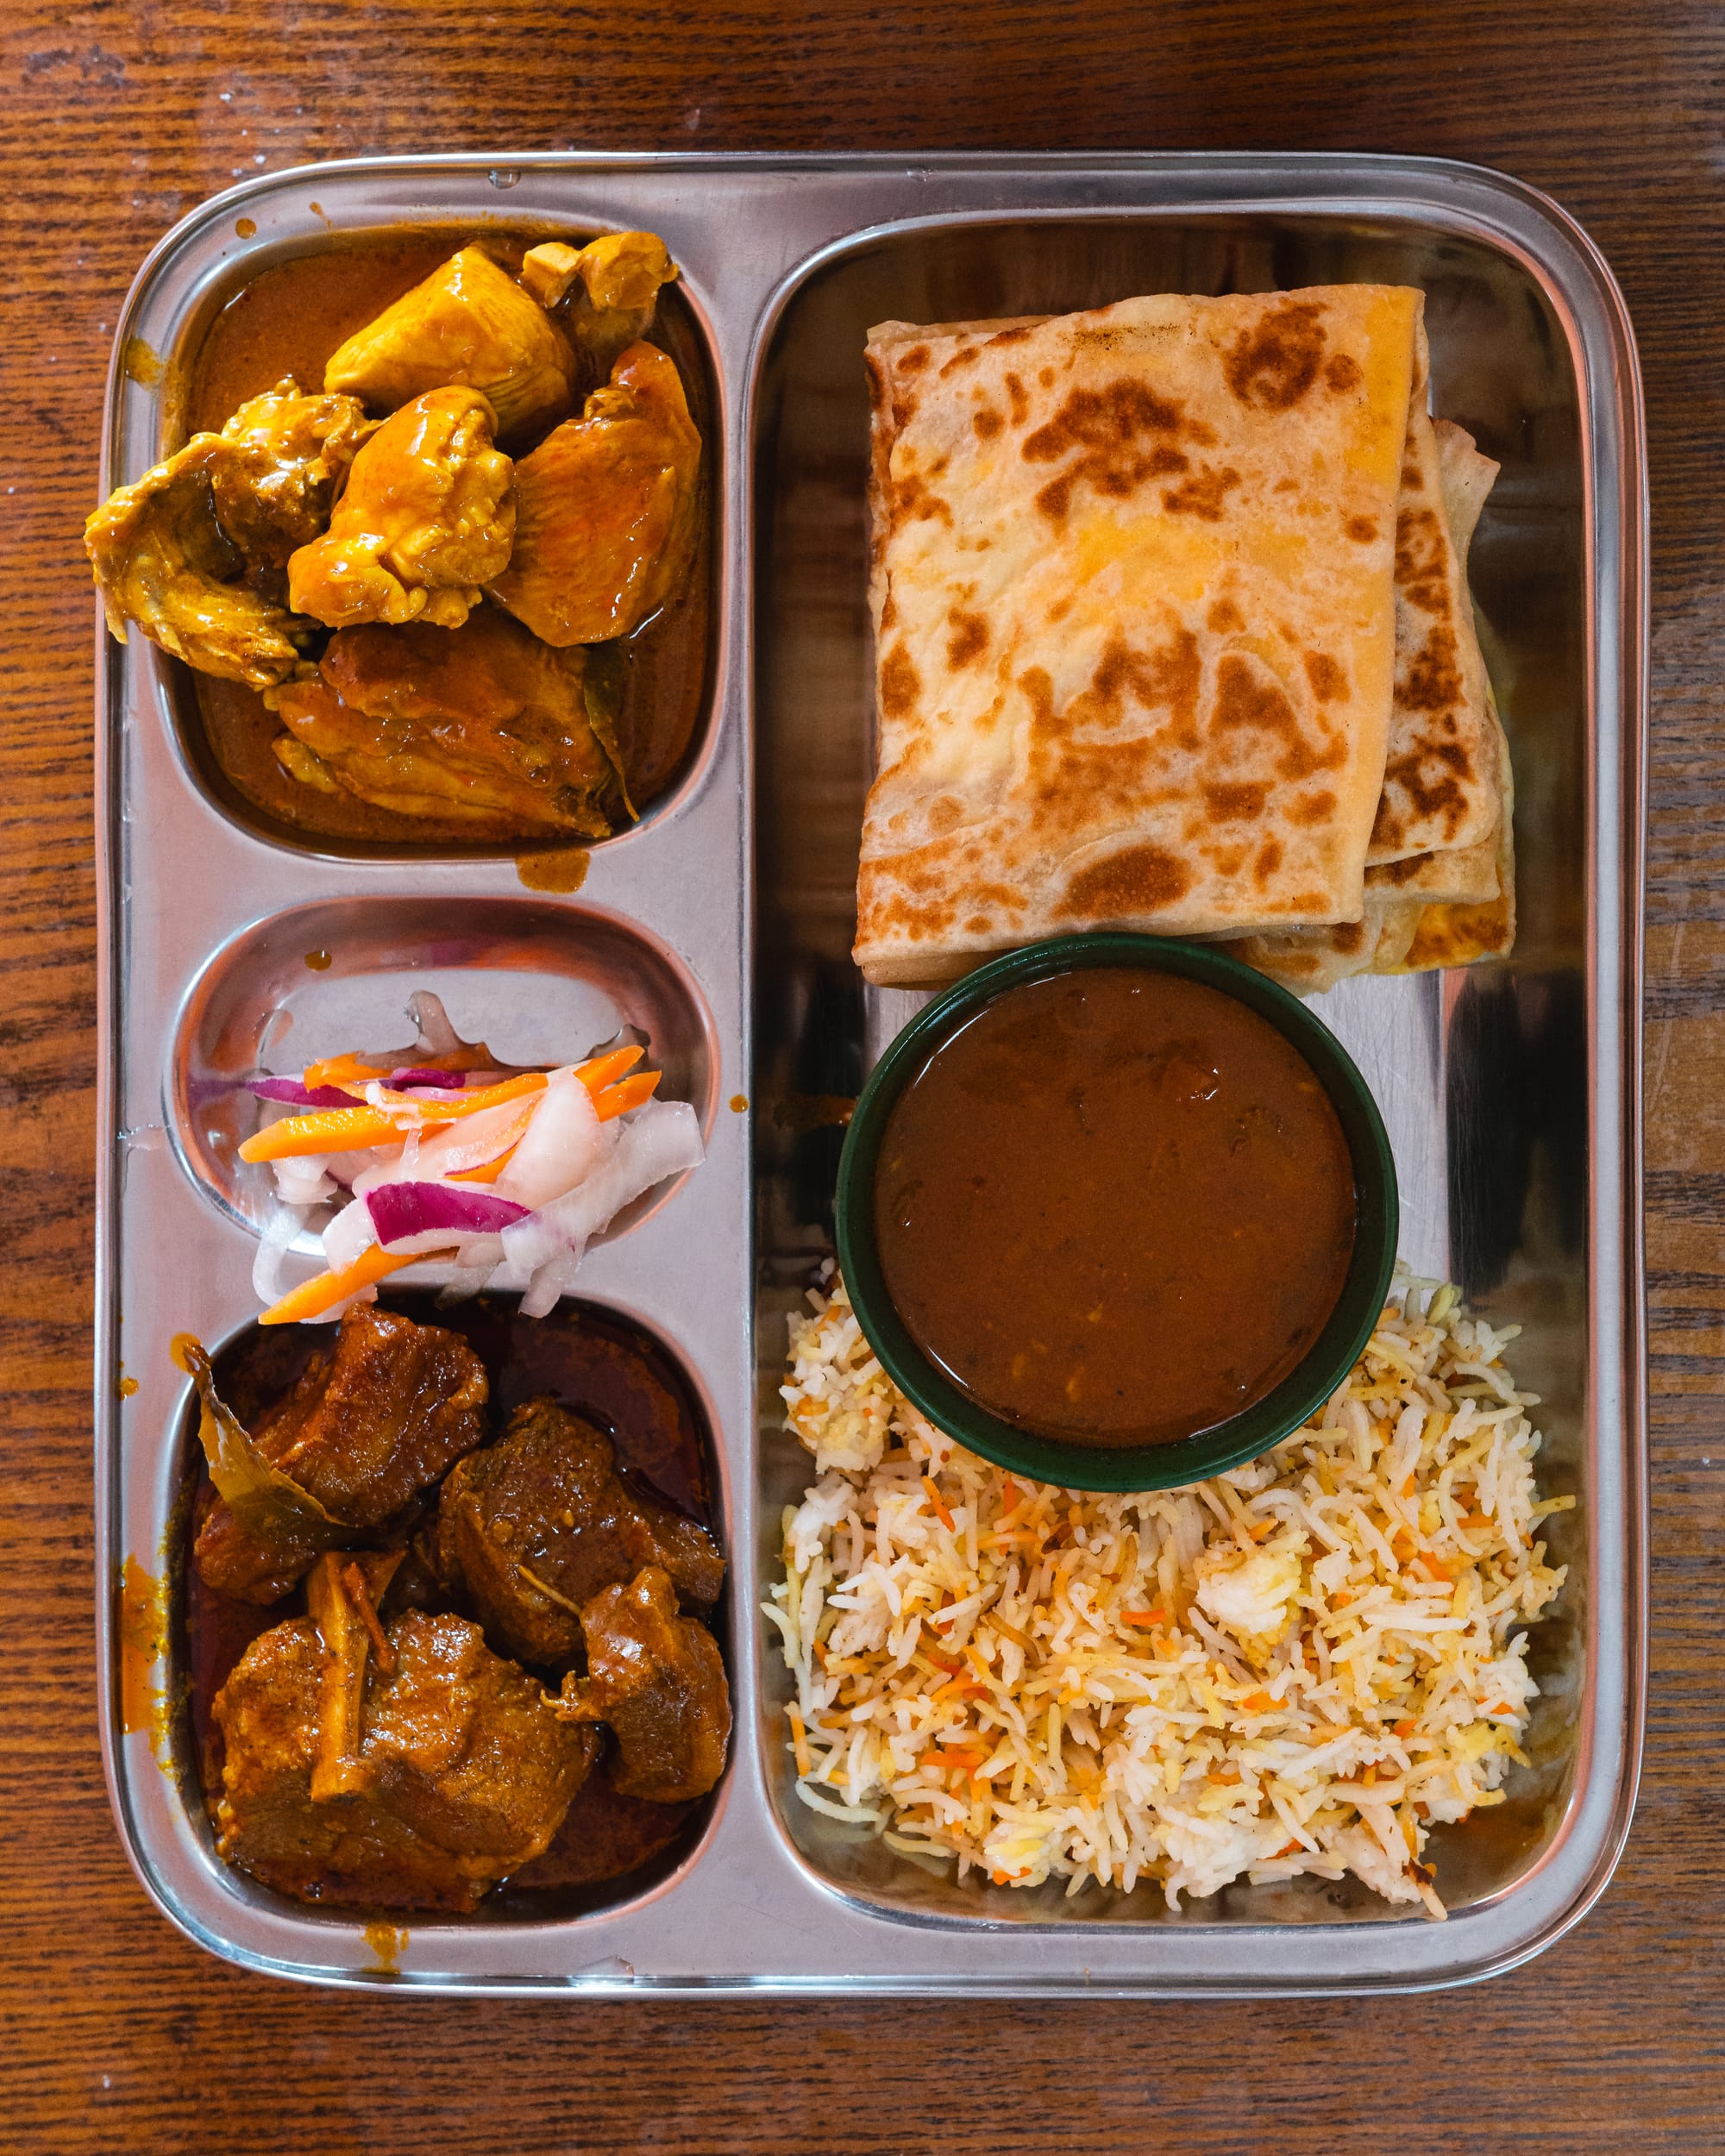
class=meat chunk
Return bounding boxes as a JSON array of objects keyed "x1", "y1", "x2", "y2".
[
  {"x1": 212, "y1": 1600, "x2": 596, "y2": 1911},
  {"x1": 323, "y1": 245, "x2": 576, "y2": 442},
  {"x1": 195, "y1": 1304, "x2": 489, "y2": 1603},
  {"x1": 508, "y1": 1748, "x2": 693, "y2": 1887},
  {"x1": 287, "y1": 385, "x2": 514, "y2": 631},
  {"x1": 554, "y1": 1565, "x2": 730, "y2": 1802},
  {"x1": 486, "y1": 343, "x2": 699, "y2": 647},
  {"x1": 85, "y1": 436, "x2": 308, "y2": 688},
  {"x1": 209, "y1": 376, "x2": 376, "y2": 567},
  {"x1": 85, "y1": 379, "x2": 375, "y2": 687},
  {"x1": 436, "y1": 1396, "x2": 724, "y2": 1668},
  {"x1": 518, "y1": 232, "x2": 678, "y2": 385},
  {"x1": 270, "y1": 608, "x2": 617, "y2": 837}
]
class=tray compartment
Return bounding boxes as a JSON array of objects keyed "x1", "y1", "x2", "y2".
[
  {"x1": 122, "y1": 220, "x2": 721, "y2": 865},
  {"x1": 163, "y1": 1290, "x2": 733, "y2": 1933},
  {"x1": 752, "y1": 209, "x2": 1594, "y2": 1927},
  {"x1": 168, "y1": 892, "x2": 719, "y2": 1250}
]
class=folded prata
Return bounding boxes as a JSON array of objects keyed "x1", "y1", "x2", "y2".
[{"x1": 854, "y1": 285, "x2": 1512, "y2": 993}]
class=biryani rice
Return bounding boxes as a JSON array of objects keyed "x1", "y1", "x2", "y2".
[{"x1": 766, "y1": 1267, "x2": 1571, "y2": 1918}]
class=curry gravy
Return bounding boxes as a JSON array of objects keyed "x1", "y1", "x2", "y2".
[
  {"x1": 184, "y1": 230, "x2": 713, "y2": 852},
  {"x1": 874, "y1": 967, "x2": 1357, "y2": 1448}
]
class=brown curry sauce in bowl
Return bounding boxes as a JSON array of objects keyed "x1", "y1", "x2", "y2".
[{"x1": 835, "y1": 935, "x2": 1397, "y2": 1494}]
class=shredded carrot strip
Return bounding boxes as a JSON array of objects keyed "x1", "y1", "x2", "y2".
[
  {"x1": 1394, "y1": 1717, "x2": 1417, "y2": 1738},
  {"x1": 259, "y1": 1242, "x2": 437, "y2": 1326},
  {"x1": 921, "y1": 1476, "x2": 956, "y2": 1531},
  {"x1": 240, "y1": 1072, "x2": 549, "y2": 1162},
  {"x1": 593, "y1": 1069, "x2": 662, "y2": 1120},
  {"x1": 987, "y1": 1614, "x2": 1033, "y2": 1651},
  {"x1": 303, "y1": 1052, "x2": 395, "y2": 1089},
  {"x1": 787, "y1": 1703, "x2": 812, "y2": 1777},
  {"x1": 1121, "y1": 1608, "x2": 1167, "y2": 1627},
  {"x1": 574, "y1": 1044, "x2": 644, "y2": 1095},
  {"x1": 448, "y1": 1142, "x2": 520, "y2": 1185},
  {"x1": 1239, "y1": 1691, "x2": 1274, "y2": 1714}
]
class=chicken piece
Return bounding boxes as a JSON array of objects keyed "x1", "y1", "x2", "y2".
[
  {"x1": 518, "y1": 232, "x2": 679, "y2": 383},
  {"x1": 270, "y1": 607, "x2": 617, "y2": 837},
  {"x1": 211, "y1": 1603, "x2": 597, "y2": 1911},
  {"x1": 486, "y1": 342, "x2": 700, "y2": 647},
  {"x1": 195, "y1": 1303, "x2": 489, "y2": 1604},
  {"x1": 85, "y1": 436, "x2": 307, "y2": 687},
  {"x1": 287, "y1": 386, "x2": 514, "y2": 631},
  {"x1": 554, "y1": 1566, "x2": 730, "y2": 1802},
  {"x1": 208, "y1": 376, "x2": 376, "y2": 567},
  {"x1": 324, "y1": 245, "x2": 576, "y2": 442},
  {"x1": 436, "y1": 1397, "x2": 724, "y2": 1669}
]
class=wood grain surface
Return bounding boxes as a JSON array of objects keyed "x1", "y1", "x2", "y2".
[{"x1": 3, "y1": 2, "x2": 1722, "y2": 2147}]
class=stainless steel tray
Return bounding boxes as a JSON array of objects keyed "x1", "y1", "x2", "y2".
[{"x1": 95, "y1": 152, "x2": 1647, "y2": 1996}]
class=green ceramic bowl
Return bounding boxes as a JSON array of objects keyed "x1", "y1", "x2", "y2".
[{"x1": 834, "y1": 933, "x2": 1398, "y2": 1494}]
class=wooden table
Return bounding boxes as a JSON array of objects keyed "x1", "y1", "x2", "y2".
[{"x1": 4, "y1": 2, "x2": 1721, "y2": 2145}]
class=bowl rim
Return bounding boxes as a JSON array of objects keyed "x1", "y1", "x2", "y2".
[{"x1": 834, "y1": 932, "x2": 1400, "y2": 1493}]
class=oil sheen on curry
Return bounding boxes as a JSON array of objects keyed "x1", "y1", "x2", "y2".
[
  {"x1": 86, "y1": 228, "x2": 711, "y2": 851},
  {"x1": 875, "y1": 968, "x2": 1357, "y2": 1447}
]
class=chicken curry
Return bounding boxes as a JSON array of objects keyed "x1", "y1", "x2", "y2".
[
  {"x1": 89, "y1": 229, "x2": 710, "y2": 849},
  {"x1": 182, "y1": 1295, "x2": 730, "y2": 1911}
]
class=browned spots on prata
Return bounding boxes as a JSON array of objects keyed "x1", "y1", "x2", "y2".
[
  {"x1": 939, "y1": 344, "x2": 981, "y2": 378},
  {"x1": 1208, "y1": 597, "x2": 1245, "y2": 634},
  {"x1": 1090, "y1": 629, "x2": 1204, "y2": 743},
  {"x1": 1253, "y1": 839, "x2": 1284, "y2": 887},
  {"x1": 1303, "y1": 650, "x2": 1348, "y2": 702},
  {"x1": 1163, "y1": 462, "x2": 1241, "y2": 521},
  {"x1": 1373, "y1": 735, "x2": 1474, "y2": 848},
  {"x1": 1004, "y1": 372, "x2": 1030, "y2": 425},
  {"x1": 893, "y1": 468, "x2": 952, "y2": 529},
  {"x1": 1204, "y1": 780, "x2": 1267, "y2": 821},
  {"x1": 1331, "y1": 920, "x2": 1367, "y2": 955},
  {"x1": 1222, "y1": 299, "x2": 1328, "y2": 411},
  {"x1": 1018, "y1": 665, "x2": 1057, "y2": 730},
  {"x1": 880, "y1": 590, "x2": 898, "y2": 631},
  {"x1": 1289, "y1": 790, "x2": 1338, "y2": 826},
  {"x1": 1396, "y1": 505, "x2": 1452, "y2": 615},
  {"x1": 1346, "y1": 514, "x2": 1378, "y2": 543},
  {"x1": 880, "y1": 641, "x2": 921, "y2": 717},
  {"x1": 1325, "y1": 352, "x2": 1363, "y2": 393},
  {"x1": 1399, "y1": 623, "x2": 1465, "y2": 715},
  {"x1": 1047, "y1": 597, "x2": 1072, "y2": 624},
  {"x1": 896, "y1": 343, "x2": 931, "y2": 374},
  {"x1": 987, "y1": 325, "x2": 1033, "y2": 349},
  {"x1": 1212, "y1": 654, "x2": 1345, "y2": 781},
  {"x1": 946, "y1": 610, "x2": 988, "y2": 669},
  {"x1": 865, "y1": 352, "x2": 888, "y2": 415},
  {"x1": 972, "y1": 406, "x2": 1004, "y2": 440},
  {"x1": 1055, "y1": 843, "x2": 1194, "y2": 919},
  {"x1": 1038, "y1": 367, "x2": 1056, "y2": 387},
  {"x1": 925, "y1": 793, "x2": 963, "y2": 834},
  {"x1": 1021, "y1": 378, "x2": 1205, "y2": 523}
]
